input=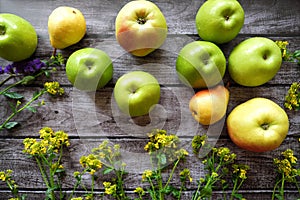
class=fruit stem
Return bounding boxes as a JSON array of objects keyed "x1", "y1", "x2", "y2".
[
  {"x1": 137, "y1": 17, "x2": 147, "y2": 25},
  {"x1": 0, "y1": 25, "x2": 5, "y2": 35},
  {"x1": 261, "y1": 123, "x2": 269, "y2": 130},
  {"x1": 52, "y1": 48, "x2": 57, "y2": 57}
]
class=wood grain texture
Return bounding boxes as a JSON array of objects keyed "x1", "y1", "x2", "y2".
[{"x1": 0, "y1": 0, "x2": 300, "y2": 199}]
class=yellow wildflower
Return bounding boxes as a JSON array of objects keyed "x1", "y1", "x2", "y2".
[
  {"x1": 211, "y1": 172, "x2": 218, "y2": 178},
  {"x1": 44, "y1": 81, "x2": 64, "y2": 96},
  {"x1": 134, "y1": 187, "x2": 145, "y2": 195},
  {"x1": 142, "y1": 170, "x2": 153, "y2": 181},
  {"x1": 103, "y1": 181, "x2": 117, "y2": 195}
]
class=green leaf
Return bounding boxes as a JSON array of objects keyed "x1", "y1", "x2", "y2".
[
  {"x1": 26, "y1": 106, "x2": 37, "y2": 113},
  {"x1": 232, "y1": 193, "x2": 243, "y2": 200},
  {"x1": 4, "y1": 122, "x2": 19, "y2": 129},
  {"x1": 21, "y1": 76, "x2": 35, "y2": 85},
  {"x1": 3, "y1": 91, "x2": 24, "y2": 99},
  {"x1": 103, "y1": 167, "x2": 114, "y2": 175},
  {"x1": 44, "y1": 70, "x2": 51, "y2": 78}
]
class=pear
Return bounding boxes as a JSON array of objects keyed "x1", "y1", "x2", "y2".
[
  {"x1": 48, "y1": 6, "x2": 86, "y2": 49},
  {"x1": 189, "y1": 85, "x2": 230, "y2": 125}
]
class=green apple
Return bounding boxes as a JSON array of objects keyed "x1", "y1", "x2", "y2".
[
  {"x1": 227, "y1": 97, "x2": 289, "y2": 152},
  {"x1": 115, "y1": 0, "x2": 168, "y2": 57},
  {"x1": 195, "y1": 0, "x2": 244, "y2": 44},
  {"x1": 66, "y1": 48, "x2": 113, "y2": 91},
  {"x1": 0, "y1": 13, "x2": 38, "y2": 61},
  {"x1": 114, "y1": 71, "x2": 160, "y2": 117},
  {"x1": 228, "y1": 37, "x2": 282, "y2": 87},
  {"x1": 176, "y1": 41, "x2": 226, "y2": 88}
]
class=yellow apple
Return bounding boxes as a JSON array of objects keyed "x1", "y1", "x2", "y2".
[
  {"x1": 48, "y1": 6, "x2": 86, "y2": 49},
  {"x1": 227, "y1": 97, "x2": 289, "y2": 152}
]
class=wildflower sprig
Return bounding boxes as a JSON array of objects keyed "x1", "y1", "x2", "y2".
[
  {"x1": 272, "y1": 149, "x2": 300, "y2": 200},
  {"x1": 0, "y1": 169, "x2": 26, "y2": 200},
  {"x1": 92, "y1": 140, "x2": 129, "y2": 200},
  {"x1": 0, "y1": 54, "x2": 65, "y2": 131},
  {"x1": 275, "y1": 41, "x2": 300, "y2": 65},
  {"x1": 192, "y1": 135, "x2": 249, "y2": 200},
  {"x1": 136, "y1": 129, "x2": 190, "y2": 200},
  {"x1": 74, "y1": 140, "x2": 129, "y2": 200},
  {"x1": 284, "y1": 82, "x2": 300, "y2": 111},
  {"x1": 0, "y1": 81, "x2": 64, "y2": 131},
  {"x1": 22, "y1": 127, "x2": 70, "y2": 200}
]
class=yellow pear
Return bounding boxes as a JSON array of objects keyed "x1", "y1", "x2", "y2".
[
  {"x1": 48, "y1": 6, "x2": 86, "y2": 49},
  {"x1": 189, "y1": 85, "x2": 230, "y2": 125}
]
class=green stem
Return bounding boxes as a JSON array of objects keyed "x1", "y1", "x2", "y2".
[
  {"x1": 148, "y1": 177, "x2": 158, "y2": 200},
  {"x1": 36, "y1": 157, "x2": 51, "y2": 189},
  {"x1": 272, "y1": 177, "x2": 283, "y2": 200},
  {"x1": 0, "y1": 74, "x2": 16, "y2": 88},
  {"x1": 0, "y1": 78, "x2": 24, "y2": 95},
  {"x1": 164, "y1": 158, "x2": 180, "y2": 190},
  {"x1": 0, "y1": 89, "x2": 45, "y2": 130}
]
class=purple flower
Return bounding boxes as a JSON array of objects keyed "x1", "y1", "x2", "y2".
[
  {"x1": 0, "y1": 66, "x2": 3, "y2": 74},
  {"x1": 4, "y1": 64, "x2": 14, "y2": 74},
  {"x1": 2, "y1": 59, "x2": 45, "y2": 75}
]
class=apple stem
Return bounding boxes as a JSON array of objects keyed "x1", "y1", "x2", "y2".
[
  {"x1": 52, "y1": 48, "x2": 57, "y2": 57},
  {"x1": 137, "y1": 17, "x2": 147, "y2": 25}
]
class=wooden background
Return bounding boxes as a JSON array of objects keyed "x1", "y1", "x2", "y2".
[{"x1": 0, "y1": 0, "x2": 299, "y2": 199}]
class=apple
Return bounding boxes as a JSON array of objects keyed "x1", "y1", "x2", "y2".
[
  {"x1": 227, "y1": 97, "x2": 289, "y2": 152},
  {"x1": 0, "y1": 13, "x2": 38, "y2": 62},
  {"x1": 115, "y1": 0, "x2": 168, "y2": 57},
  {"x1": 195, "y1": 0, "x2": 244, "y2": 44},
  {"x1": 66, "y1": 48, "x2": 113, "y2": 91},
  {"x1": 228, "y1": 37, "x2": 282, "y2": 87},
  {"x1": 189, "y1": 85, "x2": 229, "y2": 125},
  {"x1": 113, "y1": 71, "x2": 160, "y2": 117},
  {"x1": 176, "y1": 41, "x2": 226, "y2": 88},
  {"x1": 48, "y1": 6, "x2": 86, "y2": 49}
]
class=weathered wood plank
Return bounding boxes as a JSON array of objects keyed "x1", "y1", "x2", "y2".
[
  {"x1": 0, "y1": 85, "x2": 299, "y2": 137},
  {"x1": 1, "y1": 0, "x2": 299, "y2": 35},
  {"x1": 0, "y1": 138, "x2": 299, "y2": 191}
]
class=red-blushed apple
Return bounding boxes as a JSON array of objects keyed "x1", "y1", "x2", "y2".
[
  {"x1": 66, "y1": 48, "x2": 113, "y2": 91},
  {"x1": 195, "y1": 0, "x2": 244, "y2": 44},
  {"x1": 113, "y1": 71, "x2": 160, "y2": 117},
  {"x1": 189, "y1": 85, "x2": 229, "y2": 125},
  {"x1": 227, "y1": 97, "x2": 289, "y2": 152},
  {"x1": 228, "y1": 37, "x2": 282, "y2": 87},
  {"x1": 0, "y1": 13, "x2": 37, "y2": 62},
  {"x1": 115, "y1": 0, "x2": 167, "y2": 57},
  {"x1": 176, "y1": 41, "x2": 226, "y2": 88}
]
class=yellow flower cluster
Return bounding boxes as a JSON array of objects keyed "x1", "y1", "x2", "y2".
[
  {"x1": 92, "y1": 140, "x2": 121, "y2": 162},
  {"x1": 134, "y1": 187, "x2": 145, "y2": 195},
  {"x1": 23, "y1": 127, "x2": 70, "y2": 155},
  {"x1": 213, "y1": 147, "x2": 236, "y2": 162},
  {"x1": 70, "y1": 198, "x2": 83, "y2": 200},
  {"x1": 232, "y1": 164, "x2": 250, "y2": 180},
  {"x1": 103, "y1": 181, "x2": 117, "y2": 195},
  {"x1": 0, "y1": 170, "x2": 18, "y2": 194},
  {"x1": 44, "y1": 81, "x2": 64, "y2": 96},
  {"x1": 180, "y1": 168, "x2": 193, "y2": 182},
  {"x1": 274, "y1": 149, "x2": 299, "y2": 182},
  {"x1": 142, "y1": 169, "x2": 153, "y2": 181},
  {"x1": 284, "y1": 82, "x2": 300, "y2": 110},
  {"x1": 275, "y1": 40, "x2": 289, "y2": 59},
  {"x1": 79, "y1": 154, "x2": 102, "y2": 175},
  {"x1": 144, "y1": 129, "x2": 179, "y2": 152},
  {"x1": 0, "y1": 169, "x2": 13, "y2": 182}
]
